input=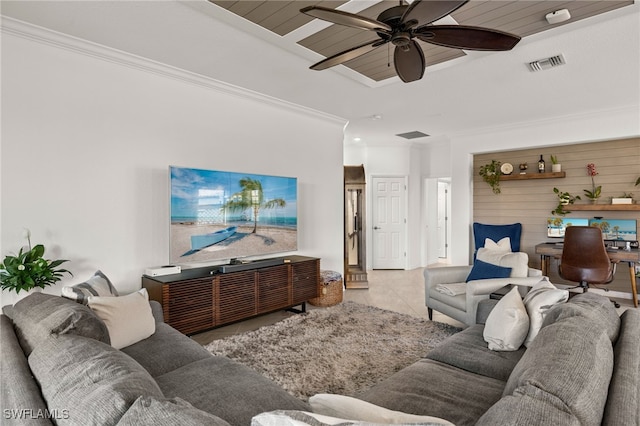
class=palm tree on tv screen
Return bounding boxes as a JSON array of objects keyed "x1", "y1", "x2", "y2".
[{"x1": 222, "y1": 178, "x2": 286, "y2": 233}]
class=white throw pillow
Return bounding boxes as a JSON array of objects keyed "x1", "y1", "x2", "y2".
[
  {"x1": 88, "y1": 288, "x2": 155, "y2": 349},
  {"x1": 523, "y1": 278, "x2": 569, "y2": 347},
  {"x1": 476, "y1": 249, "x2": 529, "y2": 278},
  {"x1": 483, "y1": 237, "x2": 512, "y2": 253},
  {"x1": 483, "y1": 286, "x2": 530, "y2": 351},
  {"x1": 308, "y1": 394, "x2": 454, "y2": 425}
]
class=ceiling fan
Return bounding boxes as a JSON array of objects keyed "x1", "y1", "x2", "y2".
[{"x1": 300, "y1": 0, "x2": 521, "y2": 83}]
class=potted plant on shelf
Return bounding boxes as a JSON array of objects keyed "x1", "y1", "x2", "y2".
[
  {"x1": 550, "y1": 155, "x2": 561, "y2": 173},
  {"x1": 479, "y1": 160, "x2": 501, "y2": 194},
  {"x1": 612, "y1": 193, "x2": 634, "y2": 205},
  {"x1": 552, "y1": 187, "x2": 580, "y2": 216},
  {"x1": 583, "y1": 163, "x2": 602, "y2": 204},
  {"x1": 0, "y1": 229, "x2": 72, "y2": 297}
]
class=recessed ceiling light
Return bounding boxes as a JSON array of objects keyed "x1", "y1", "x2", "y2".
[{"x1": 354, "y1": 137, "x2": 361, "y2": 142}]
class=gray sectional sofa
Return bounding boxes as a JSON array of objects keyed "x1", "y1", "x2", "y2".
[
  {"x1": 2, "y1": 291, "x2": 639, "y2": 425},
  {"x1": 358, "y1": 292, "x2": 640, "y2": 425},
  {"x1": 1, "y1": 293, "x2": 309, "y2": 426}
]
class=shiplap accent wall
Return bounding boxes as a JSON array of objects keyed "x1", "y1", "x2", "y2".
[{"x1": 473, "y1": 137, "x2": 640, "y2": 294}]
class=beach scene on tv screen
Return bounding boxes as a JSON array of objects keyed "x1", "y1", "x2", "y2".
[{"x1": 170, "y1": 166, "x2": 297, "y2": 264}]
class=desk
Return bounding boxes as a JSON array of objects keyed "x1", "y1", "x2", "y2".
[{"x1": 535, "y1": 243, "x2": 639, "y2": 308}]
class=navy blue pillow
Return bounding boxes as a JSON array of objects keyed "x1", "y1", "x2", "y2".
[{"x1": 466, "y1": 259, "x2": 512, "y2": 282}]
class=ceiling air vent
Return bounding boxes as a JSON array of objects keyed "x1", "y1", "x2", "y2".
[
  {"x1": 396, "y1": 131, "x2": 429, "y2": 140},
  {"x1": 527, "y1": 54, "x2": 566, "y2": 72}
]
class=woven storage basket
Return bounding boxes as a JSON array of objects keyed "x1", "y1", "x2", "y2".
[{"x1": 308, "y1": 270, "x2": 343, "y2": 307}]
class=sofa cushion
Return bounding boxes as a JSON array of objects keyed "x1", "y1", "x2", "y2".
[
  {"x1": 88, "y1": 288, "x2": 155, "y2": 349},
  {"x1": 118, "y1": 396, "x2": 231, "y2": 426},
  {"x1": 11, "y1": 292, "x2": 110, "y2": 355},
  {"x1": 156, "y1": 356, "x2": 310, "y2": 426},
  {"x1": 61, "y1": 270, "x2": 118, "y2": 304},
  {"x1": 0, "y1": 315, "x2": 51, "y2": 425},
  {"x1": 602, "y1": 309, "x2": 640, "y2": 426},
  {"x1": 483, "y1": 286, "x2": 529, "y2": 351},
  {"x1": 541, "y1": 292, "x2": 620, "y2": 342},
  {"x1": 500, "y1": 313, "x2": 614, "y2": 426},
  {"x1": 358, "y1": 359, "x2": 506, "y2": 426},
  {"x1": 426, "y1": 324, "x2": 524, "y2": 382},
  {"x1": 29, "y1": 334, "x2": 164, "y2": 426},
  {"x1": 121, "y1": 322, "x2": 212, "y2": 377},
  {"x1": 522, "y1": 278, "x2": 568, "y2": 347}
]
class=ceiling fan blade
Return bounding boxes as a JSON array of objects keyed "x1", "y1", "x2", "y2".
[
  {"x1": 402, "y1": 0, "x2": 469, "y2": 27},
  {"x1": 301, "y1": 6, "x2": 392, "y2": 33},
  {"x1": 394, "y1": 41, "x2": 425, "y2": 83},
  {"x1": 310, "y1": 39, "x2": 387, "y2": 71},
  {"x1": 416, "y1": 25, "x2": 521, "y2": 51}
]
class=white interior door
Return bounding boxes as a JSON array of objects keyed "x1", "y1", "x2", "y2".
[{"x1": 372, "y1": 176, "x2": 406, "y2": 269}]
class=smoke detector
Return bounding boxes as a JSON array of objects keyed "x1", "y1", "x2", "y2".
[
  {"x1": 546, "y1": 9, "x2": 571, "y2": 24},
  {"x1": 527, "y1": 54, "x2": 566, "y2": 72}
]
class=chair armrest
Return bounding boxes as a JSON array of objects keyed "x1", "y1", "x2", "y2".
[
  {"x1": 528, "y1": 268, "x2": 542, "y2": 277},
  {"x1": 424, "y1": 266, "x2": 472, "y2": 288},
  {"x1": 467, "y1": 276, "x2": 545, "y2": 296}
]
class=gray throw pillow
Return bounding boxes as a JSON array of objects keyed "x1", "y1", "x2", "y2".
[
  {"x1": 29, "y1": 334, "x2": 164, "y2": 426},
  {"x1": 61, "y1": 270, "x2": 118, "y2": 304},
  {"x1": 11, "y1": 292, "x2": 110, "y2": 355}
]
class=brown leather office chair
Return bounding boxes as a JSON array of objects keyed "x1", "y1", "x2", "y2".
[{"x1": 559, "y1": 226, "x2": 619, "y2": 308}]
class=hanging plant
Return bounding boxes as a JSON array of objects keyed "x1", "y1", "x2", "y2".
[{"x1": 479, "y1": 160, "x2": 502, "y2": 194}]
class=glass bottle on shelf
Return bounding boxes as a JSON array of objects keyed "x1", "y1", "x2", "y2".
[{"x1": 538, "y1": 155, "x2": 545, "y2": 173}]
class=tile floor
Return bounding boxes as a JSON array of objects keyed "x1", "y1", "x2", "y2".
[{"x1": 190, "y1": 267, "x2": 635, "y2": 346}]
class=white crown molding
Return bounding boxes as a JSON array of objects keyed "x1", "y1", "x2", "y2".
[{"x1": 1, "y1": 16, "x2": 347, "y2": 126}]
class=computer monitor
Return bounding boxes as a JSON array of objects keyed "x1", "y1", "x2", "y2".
[
  {"x1": 589, "y1": 218, "x2": 637, "y2": 241},
  {"x1": 546, "y1": 217, "x2": 589, "y2": 238}
]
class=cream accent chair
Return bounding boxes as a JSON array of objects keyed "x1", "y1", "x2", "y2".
[{"x1": 424, "y1": 266, "x2": 543, "y2": 326}]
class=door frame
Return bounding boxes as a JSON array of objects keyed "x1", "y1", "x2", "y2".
[{"x1": 370, "y1": 174, "x2": 408, "y2": 270}]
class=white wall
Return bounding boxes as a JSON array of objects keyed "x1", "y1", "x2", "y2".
[{"x1": 1, "y1": 24, "x2": 346, "y2": 306}]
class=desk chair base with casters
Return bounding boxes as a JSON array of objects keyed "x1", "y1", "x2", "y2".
[{"x1": 559, "y1": 226, "x2": 620, "y2": 309}]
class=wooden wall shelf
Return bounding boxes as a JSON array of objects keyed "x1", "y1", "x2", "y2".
[
  {"x1": 501, "y1": 171, "x2": 566, "y2": 181},
  {"x1": 562, "y1": 204, "x2": 640, "y2": 212}
]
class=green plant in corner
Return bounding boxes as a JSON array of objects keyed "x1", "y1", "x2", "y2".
[
  {"x1": 552, "y1": 187, "x2": 580, "y2": 216},
  {"x1": 0, "y1": 229, "x2": 72, "y2": 294},
  {"x1": 636, "y1": 177, "x2": 640, "y2": 186},
  {"x1": 550, "y1": 155, "x2": 558, "y2": 165},
  {"x1": 479, "y1": 160, "x2": 502, "y2": 194}
]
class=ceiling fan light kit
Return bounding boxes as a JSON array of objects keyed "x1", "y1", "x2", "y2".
[{"x1": 300, "y1": 0, "x2": 521, "y2": 83}]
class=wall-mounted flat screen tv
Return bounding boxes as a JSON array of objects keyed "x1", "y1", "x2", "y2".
[{"x1": 170, "y1": 166, "x2": 297, "y2": 264}]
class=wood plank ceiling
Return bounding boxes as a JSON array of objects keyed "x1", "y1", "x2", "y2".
[{"x1": 210, "y1": 1, "x2": 633, "y2": 82}]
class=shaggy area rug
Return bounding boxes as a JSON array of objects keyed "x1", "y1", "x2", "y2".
[{"x1": 205, "y1": 301, "x2": 461, "y2": 400}]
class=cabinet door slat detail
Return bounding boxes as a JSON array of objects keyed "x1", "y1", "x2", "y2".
[
  {"x1": 216, "y1": 271, "x2": 257, "y2": 325},
  {"x1": 257, "y1": 265, "x2": 290, "y2": 313}
]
